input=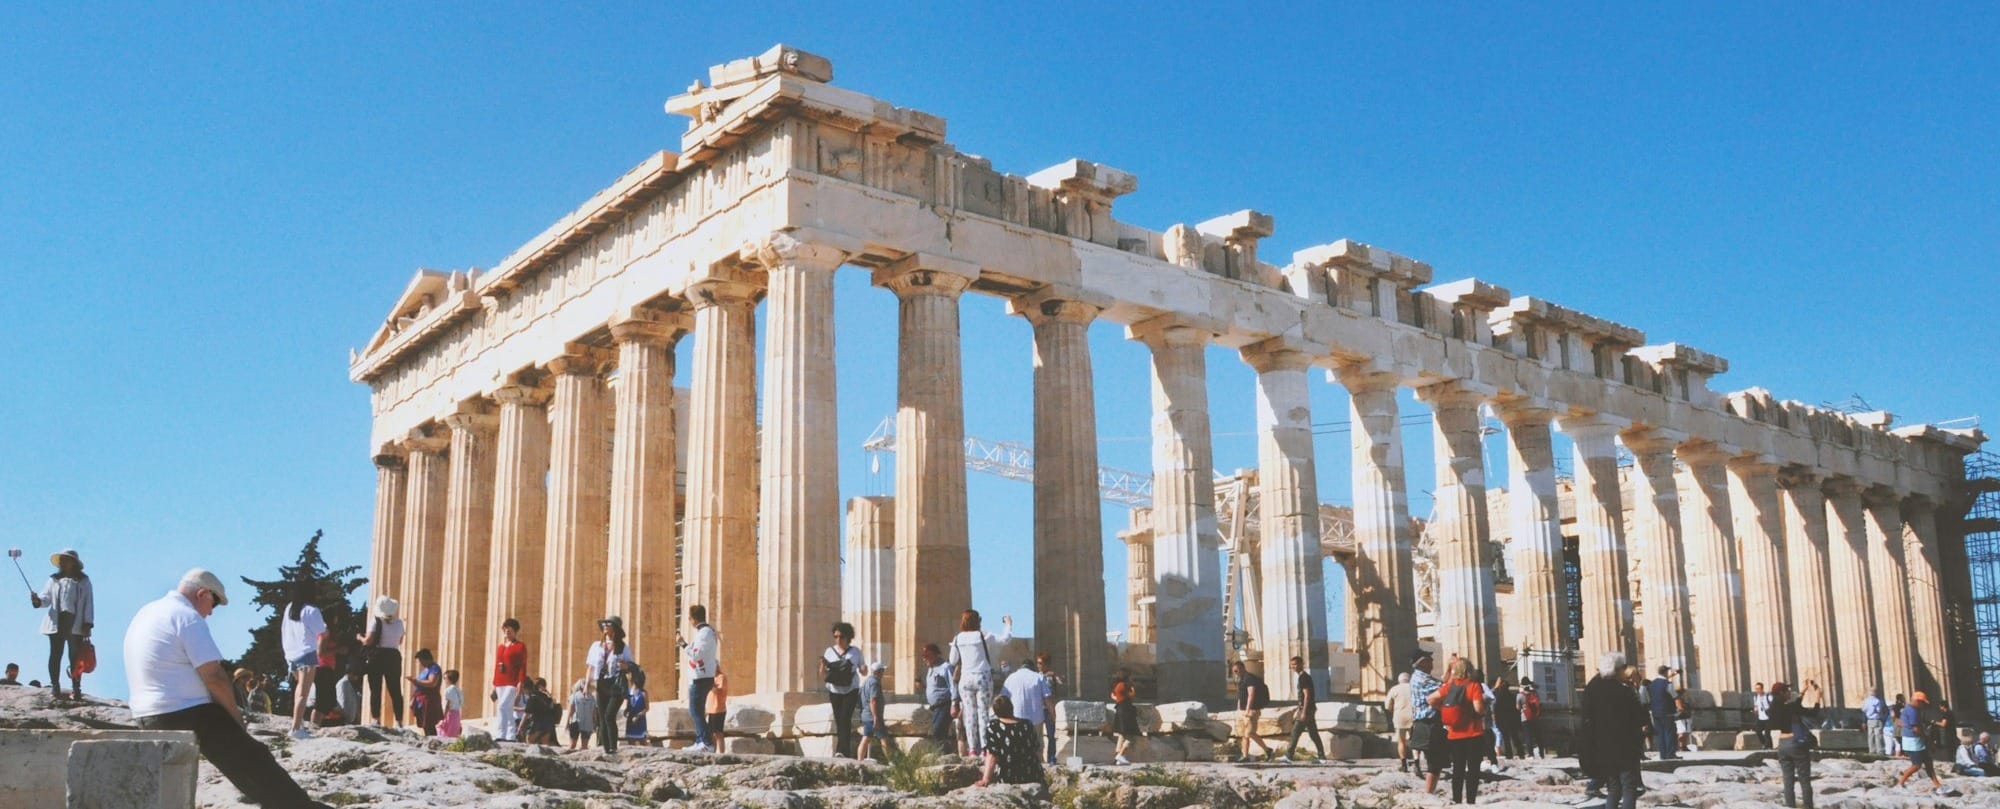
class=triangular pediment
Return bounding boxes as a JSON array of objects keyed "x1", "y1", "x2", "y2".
[{"x1": 358, "y1": 269, "x2": 455, "y2": 358}]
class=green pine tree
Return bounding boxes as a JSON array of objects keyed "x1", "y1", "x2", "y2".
[{"x1": 231, "y1": 530, "x2": 369, "y2": 709}]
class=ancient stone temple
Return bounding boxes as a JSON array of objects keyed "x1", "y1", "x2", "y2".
[{"x1": 352, "y1": 46, "x2": 1986, "y2": 741}]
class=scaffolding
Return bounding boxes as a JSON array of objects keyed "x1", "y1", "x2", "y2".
[{"x1": 1963, "y1": 451, "x2": 2000, "y2": 716}]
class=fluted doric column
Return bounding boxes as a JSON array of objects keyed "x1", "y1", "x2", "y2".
[
  {"x1": 1417, "y1": 382, "x2": 1501, "y2": 677},
  {"x1": 484, "y1": 383, "x2": 550, "y2": 705},
  {"x1": 1118, "y1": 510, "x2": 1157, "y2": 645},
  {"x1": 1559, "y1": 414, "x2": 1635, "y2": 665},
  {"x1": 752, "y1": 235, "x2": 848, "y2": 695},
  {"x1": 1336, "y1": 367, "x2": 1416, "y2": 699},
  {"x1": 1824, "y1": 478, "x2": 1880, "y2": 706},
  {"x1": 843, "y1": 496, "x2": 896, "y2": 671},
  {"x1": 1623, "y1": 430, "x2": 1693, "y2": 676},
  {"x1": 1864, "y1": 488, "x2": 1918, "y2": 695},
  {"x1": 876, "y1": 256, "x2": 976, "y2": 694},
  {"x1": 1498, "y1": 402, "x2": 1570, "y2": 660},
  {"x1": 400, "y1": 429, "x2": 450, "y2": 674},
  {"x1": 607, "y1": 311, "x2": 688, "y2": 687},
  {"x1": 370, "y1": 448, "x2": 408, "y2": 611},
  {"x1": 681, "y1": 271, "x2": 761, "y2": 692},
  {"x1": 1727, "y1": 456, "x2": 1793, "y2": 688},
  {"x1": 1777, "y1": 468, "x2": 1841, "y2": 704},
  {"x1": 1903, "y1": 497, "x2": 1953, "y2": 703},
  {"x1": 540, "y1": 351, "x2": 610, "y2": 687},
  {"x1": 1015, "y1": 291, "x2": 1110, "y2": 698},
  {"x1": 1676, "y1": 442, "x2": 1748, "y2": 708},
  {"x1": 1133, "y1": 318, "x2": 1225, "y2": 702},
  {"x1": 1243, "y1": 341, "x2": 1330, "y2": 700},
  {"x1": 438, "y1": 404, "x2": 497, "y2": 716}
]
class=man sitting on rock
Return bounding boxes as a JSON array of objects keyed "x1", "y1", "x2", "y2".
[
  {"x1": 0, "y1": 662, "x2": 20, "y2": 685},
  {"x1": 123, "y1": 568, "x2": 332, "y2": 809}
]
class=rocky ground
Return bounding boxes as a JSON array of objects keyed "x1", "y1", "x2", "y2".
[{"x1": 4, "y1": 687, "x2": 1997, "y2": 808}]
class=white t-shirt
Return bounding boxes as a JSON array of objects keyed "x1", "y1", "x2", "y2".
[
  {"x1": 822, "y1": 646, "x2": 866, "y2": 695},
  {"x1": 123, "y1": 591, "x2": 226, "y2": 718},
  {"x1": 585, "y1": 641, "x2": 636, "y2": 682},
  {"x1": 947, "y1": 625, "x2": 1012, "y2": 685},
  {"x1": 1002, "y1": 667, "x2": 1051, "y2": 724},
  {"x1": 368, "y1": 617, "x2": 404, "y2": 649},
  {"x1": 444, "y1": 684, "x2": 464, "y2": 713},
  {"x1": 280, "y1": 604, "x2": 326, "y2": 661}
]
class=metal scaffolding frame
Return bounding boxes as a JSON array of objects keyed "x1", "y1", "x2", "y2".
[{"x1": 1962, "y1": 451, "x2": 2000, "y2": 716}]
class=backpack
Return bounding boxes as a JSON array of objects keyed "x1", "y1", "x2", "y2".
[
  {"x1": 823, "y1": 649, "x2": 856, "y2": 689},
  {"x1": 1521, "y1": 691, "x2": 1542, "y2": 721}
]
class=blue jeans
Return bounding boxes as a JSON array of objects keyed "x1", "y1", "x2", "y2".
[
  {"x1": 688, "y1": 677, "x2": 715, "y2": 747},
  {"x1": 1653, "y1": 714, "x2": 1678, "y2": 758}
]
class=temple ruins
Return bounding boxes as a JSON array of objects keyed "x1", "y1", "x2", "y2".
[{"x1": 352, "y1": 46, "x2": 1988, "y2": 747}]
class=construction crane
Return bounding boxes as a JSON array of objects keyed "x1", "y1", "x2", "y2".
[{"x1": 861, "y1": 417, "x2": 1171, "y2": 508}]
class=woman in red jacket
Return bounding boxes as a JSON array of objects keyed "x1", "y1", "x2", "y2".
[{"x1": 1429, "y1": 658, "x2": 1487, "y2": 805}]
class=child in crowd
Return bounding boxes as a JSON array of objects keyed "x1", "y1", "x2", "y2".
[
  {"x1": 439, "y1": 669, "x2": 464, "y2": 738},
  {"x1": 705, "y1": 668, "x2": 729, "y2": 749},
  {"x1": 623, "y1": 668, "x2": 650, "y2": 746},
  {"x1": 566, "y1": 679, "x2": 596, "y2": 750},
  {"x1": 338, "y1": 668, "x2": 363, "y2": 728}
]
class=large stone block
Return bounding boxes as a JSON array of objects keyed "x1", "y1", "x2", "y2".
[
  {"x1": 67, "y1": 738, "x2": 197, "y2": 809},
  {"x1": 723, "y1": 736, "x2": 777, "y2": 755},
  {"x1": 1151, "y1": 701, "x2": 1208, "y2": 732},
  {"x1": 1690, "y1": 730, "x2": 1739, "y2": 751},
  {"x1": 1813, "y1": 729, "x2": 1866, "y2": 751},
  {"x1": 1, "y1": 730, "x2": 198, "y2": 809},
  {"x1": 880, "y1": 702, "x2": 936, "y2": 736},
  {"x1": 1054, "y1": 700, "x2": 1109, "y2": 730},
  {"x1": 1733, "y1": 731, "x2": 1768, "y2": 751}
]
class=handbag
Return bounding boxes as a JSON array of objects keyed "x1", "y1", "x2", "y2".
[{"x1": 70, "y1": 639, "x2": 97, "y2": 677}]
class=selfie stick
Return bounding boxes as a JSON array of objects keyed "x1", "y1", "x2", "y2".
[{"x1": 7, "y1": 549, "x2": 33, "y2": 595}]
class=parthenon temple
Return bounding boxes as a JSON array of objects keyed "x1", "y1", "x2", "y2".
[{"x1": 352, "y1": 46, "x2": 1987, "y2": 738}]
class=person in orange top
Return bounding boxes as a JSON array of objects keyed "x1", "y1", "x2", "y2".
[
  {"x1": 490, "y1": 618, "x2": 528, "y2": 742},
  {"x1": 1110, "y1": 668, "x2": 1143, "y2": 765},
  {"x1": 1428, "y1": 657, "x2": 1487, "y2": 805},
  {"x1": 703, "y1": 667, "x2": 729, "y2": 750}
]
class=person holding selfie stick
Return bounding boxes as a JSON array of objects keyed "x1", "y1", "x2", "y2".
[{"x1": 29, "y1": 549, "x2": 94, "y2": 701}]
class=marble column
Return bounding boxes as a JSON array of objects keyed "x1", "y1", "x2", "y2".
[
  {"x1": 1417, "y1": 382, "x2": 1501, "y2": 677},
  {"x1": 400, "y1": 430, "x2": 450, "y2": 675},
  {"x1": 1243, "y1": 342, "x2": 1330, "y2": 700},
  {"x1": 1903, "y1": 497, "x2": 1953, "y2": 703},
  {"x1": 437, "y1": 404, "x2": 497, "y2": 716},
  {"x1": 842, "y1": 496, "x2": 896, "y2": 671},
  {"x1": 1498, "y1": 403, "x2": 1569, "y2": 660},
  {"x1": 1676, "y1": 442, "x2": 1748, "y2": 708},
  {"x1": 753, "y1": 236, "x2": 848, "y2": 696},
  {"x1": 1864, "y1": 488, "x2": 1918, "y2": 695},
  {"x1": 1727, "y1": 457, "x2": 1793, "y2": 687},
  {"x1": 1337, "y1": 368, "x2": 1416, "y2": 699},
  {"x1": 484, "y1": 383, "x2": 550, "y2": 702},
  {"x1": 607, "y1": 313, "x2": 687, "y2": 687},
  {"x1": 876, "y1": 260, "x2": 974, "y2": 694},
  {"x1": 1824, "y1": 479, "x2": 1880, "y2": 706},
  {"x1": 682, "y1": 273, "x2": 761, "y2": 692},
  {"x1": 1777, "y1": 469, "x2": 1841, "y2": 705},
  {"x1": 1118, "y1": 511, "x2": 1157, "y2": 645},
  {"x1": 1623, "y1": 430, "x2": 1694, "y2": 676},
  {"x1": 1018, "y1": 292, "x2": 1110, "y2": 698},
  {"x1": 1559, "y1": 414, "x2": 1636, "y2": 665},
  {"x1": 1135, "y1": 319, "x2": 1224, "y2": 703},
  {"x1": 370, "y1": 448, "x2": 408, "y2": 611},
  {"x1": 540, "y1": 353, "x2": 610, "y2": 687}
]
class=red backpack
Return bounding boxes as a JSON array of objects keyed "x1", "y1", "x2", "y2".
[{"x1": 1521, "y1": 691, "x2": 1542, "y2": 721}]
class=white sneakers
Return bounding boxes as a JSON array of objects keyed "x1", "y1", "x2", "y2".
[
  {"x1": 1113, "y1": 755, "x2": 1131, "y2": 765},
  {"x1": 687, "y1": 742, "x2": 714, "y2": 753}
]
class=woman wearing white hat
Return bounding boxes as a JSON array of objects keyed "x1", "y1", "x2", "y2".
[
  {"x1": 29, "y1": 548, "x2": 94, "y2": 701},
  {"x1": 356, "y1": 595, "x2": 405, "y2": 727}
]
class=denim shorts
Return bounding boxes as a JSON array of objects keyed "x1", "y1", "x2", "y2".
[
  {"x1": 288, "y1": 651, "x2": 318, "y2": 672},
  {"x1": 861, "y1": 717, "x2": 886, "y2": 738}
]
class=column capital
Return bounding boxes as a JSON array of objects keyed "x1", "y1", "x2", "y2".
[
  {"x1": 1725, "y1": 453, "x2": 1779, "y2": 476},
  {"x1": 1008, "y1": 286, "x2": 1103, "y2": 326},
  {"x1": 873, "y1": 253, "x2": 979, "y2": 298},
  {"x1": 1554, "y1": 409, "x2": 1631, "y2": 436},
  {"x1": 1491, "y1": 398, "x2": 1558, "y2": 427},
  {"x1": 443, "y1": 402, "x2": 499, "y2": 434},
  {"x1": 404, "y1": 429, "x2": 451, "y2": 455},
  {"x1": 609, "y1": 308, "x2": 693, "y2": 346},
  {"x1": 1673, "y1": 438, "x2": 1735, "y2": 466},
  {"x1": 738, "y1": 229, "x2": 852, "y2": 273},
  {"x1": 1126, "y1": 315, "x2": 1215, "y2": 349},
  {"x1": 547, "y1": 343, "x2": 612, "y2": 377},
  {"x1": 373, "y1": 445, "x2": 407, "y2": 469},
  {"x1": 1775, "y1": 465, "x2": 1823, "y2": 490},
  {"x1": 1239, "y1": 339, "x2": 1317, "y2": 374},
  {"x1": 493, "y1": 383, "x2": 553, "y2": 408},
  {"x1": 682, "y1": 266, "x2": 763, "y2": 308},
  {"x1": 1821, "y1": 475, "x2": 1864, "y2": 498},
  {"x1": 1619, "y1": 426, "x2": 1688, "y2": 456},
  {"x1": 1413, "y1": 379, "x2": 1491, "y2": 409},
  {"x1": 1329, "y1": 362, "x2": 1403, "y2": 394},
  {"x1": 1902, "y1": 494, "x2": 1938, "y2": 515},
  {"x1": 1861, "y1": 484, "x2": 1902, "y2": 507}
]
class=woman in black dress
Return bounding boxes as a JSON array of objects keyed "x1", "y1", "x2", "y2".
[{"x1": 976, "y1": 694, "x2": 1044, "y2": 786}]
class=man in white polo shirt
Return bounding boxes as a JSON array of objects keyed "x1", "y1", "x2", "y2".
[{"x1": 125, "y1": 568, "x2": 330, "y2": 809}]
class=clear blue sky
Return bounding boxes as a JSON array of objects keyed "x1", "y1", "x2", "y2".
[{"x1": 3, "y1": 3, "x2": 1994, "y2": 698}]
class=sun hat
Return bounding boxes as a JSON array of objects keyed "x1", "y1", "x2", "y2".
[
  {"x1": 375, "y1": 595, "x2": 400, "y2": 619},
  {"x1": 50, "y1": 549, "x2": 83, "y2": 570}
]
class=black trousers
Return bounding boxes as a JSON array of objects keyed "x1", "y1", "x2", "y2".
[
  {"x1": 929, "y1": 699, "x2": 954, "y2": 740},
  {"x1": 1449, "y1": 734, "x2": 1484, "y2": 804},
  {"x1": 1601, "y1": 767, "x2": 1641, "y2": 809},
  {"x1": 1286, "y1": 708, "x2": 1324, "y2": 757},
  {"x1": 366, "y1": 648, "x2": 403, "y2": 724},
  {"x1": 1778, "y1": 740, "x2": 1814, "y2": 809},
  {"x1": 595, "y1": 678, "x2": 626, "y2": 753},
  {"x1": 139, "y1": 703, "x2": 329, "y2": 809},
  {"x1": 48, "y1": 631, "x2": 83, "y2": 691},
  {"x1": 828, "y1": 690, "x2": 859, "y2": 758}
]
